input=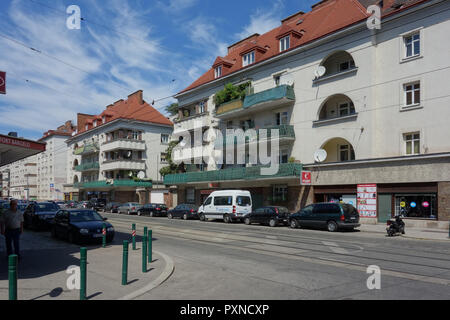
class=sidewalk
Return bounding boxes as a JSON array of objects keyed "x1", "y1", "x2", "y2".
[
  {"x1": 0, "y1": 230, "x2": 174, "y2": 300},
  {"x1": 359, "y1": 223, "x2": 449, "y2": 241}
]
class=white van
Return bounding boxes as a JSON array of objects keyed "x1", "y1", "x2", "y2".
[{"x1": 198, "y1": 190, "x2": 252, "y2": 223}]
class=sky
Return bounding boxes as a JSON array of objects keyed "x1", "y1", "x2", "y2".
[{"x1": 0, "y1": 0, "x2": 318, "y2": 140}]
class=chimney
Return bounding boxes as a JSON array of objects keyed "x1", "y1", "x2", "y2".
[
  {"x1": 128, "y1": 90, "x2": 144, "y2": 105},
  {"x1": 228, "y1": 34, "x2": 260, "y2": 55},
  {"x1": 281, "y1": 10, "x2": 305, "y2": 25}
]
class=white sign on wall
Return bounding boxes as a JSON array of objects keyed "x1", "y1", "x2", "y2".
[{"x1": 357, "y1": 184, "x2": 377, "y2": 218}]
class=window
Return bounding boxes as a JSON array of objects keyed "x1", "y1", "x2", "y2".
[
  {"x1": 276, "y1": 112, "x2": 288, "y2": 125},
  {"x1": 204, "y1": 197, "x2": 212, "y2": 206},
  {"x1": 339, "y1": 102, "x2": 355, "y2": 117},
  {"x1": 161, "y1": 134, "x2": 169, "y2": 144},
  {"x1": 214, "y1": 196, "x2": 233, "y2": 206},
  {"x1": 215, "y1": 66, "x2": 222, "y2": 78},
  {"x1": 102, "y1": 116, "x2": 106, "y2": 124},
  {"x1": 199, "y1": 101, "x2": 206, "y2": 114},
  {"x1": 404, "y1": 33, "x2": 420, "y2": 58},
  {"x1": 395, "y1": 194, "x2": 436, "y2": 219},
  {"x1": 280, "y1": 36, "x2": 290, "y2": 52},
  {"x1": 404, "y1": 82, "x2": 420, "y2": 107},
  {"x1": 404, "y1": 133, "x2": 420, "y2": 155},
  {"x1": 93, "y1": 120, "x2": 97, "y2": 127},
  {"x1": 243, "y1": 51, "x2": 255, "y2": 67},
  {"x1": 160, "y1": 153, "x2": 168, "y2": 163},
  {"x1": 339, "y1": 144, "x2": 355, "y2": 162},
  {"x1": 280, "y1": 150, "x2": 289, "y2": 164},
  {"x1": 226, "y1": 120, "x2": 233, "y2": 129},
  {"x1": 273, "y1": 185, "x2": 288, "y2": 202},
  {"x1": 236, "y1": 196, "x2": 251, "y2": 206},
  {"x1": 274, "y1": 75, "x2": 281, "y2": 86}
]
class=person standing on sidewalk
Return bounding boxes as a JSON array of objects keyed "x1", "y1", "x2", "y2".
[{"x1": 0, "y1": 199, "x2": 24, "y2": 261}]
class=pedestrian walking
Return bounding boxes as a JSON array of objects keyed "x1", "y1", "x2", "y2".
[{"x1": 0, "y1": 199, "x2": 24, "y2": 261}]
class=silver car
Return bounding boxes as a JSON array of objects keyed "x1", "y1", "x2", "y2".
[{"x1": 118, "y1": 202, "x2": 143, "y2": 215}]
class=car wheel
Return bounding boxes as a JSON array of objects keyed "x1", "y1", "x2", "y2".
[
  {"x1": 199, "y1": 213, "x2": 205, "y2": 221},
  {"x1": 290, "y1": 219, "x2": 299, "y2": 229},
  {"x1": 168, "y1": 213, "x2": 173, "y2": 219},
  {"x1": 244, "y1": 217, "x2": 251, "y2": 225},
  {"x1": 137, "y1": 211, "x2": 142, "y2": 216},
  {"x1": 269, "y1": 219, "x2": 277, "y2": 227},
  {"x1": 127, "y1": 210, "x2": 131, "y2": 215},
  {"x1": 327, "y1": 221, "x2": 338, "y2": 232},
  {"x1": 224, "y1": 215, "x2": 231, "y2": 223},
  {"x1": 183, "y1": 214, "x2": 188, "y2": 220},
  {"x1": 150, "y1": 212, "x2": 154, "y2": 217}
]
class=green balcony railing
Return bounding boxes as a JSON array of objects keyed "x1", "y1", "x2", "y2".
[
  {"x1": 214, "y1": 125, "x2": 295, "y2": 148},
  {"x1": 164, "y1": 163, "x2": 302, "y2": 185},
  {"x1": 74, "y1": 179, "x2": 152, "y2": 189},
  {"x1": 74, "y1": 143, "x2": 100, "y2": 156},
  {"x1": 74, "y1": 162, "x2": 100, "y2": 172},
  {"x1": 243, "y1": 84, "x2": 295, "y2": 109}
]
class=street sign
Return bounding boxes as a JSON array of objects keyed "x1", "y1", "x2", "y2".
[
  {"x1": 0, "y1": 71, "x2": 5, "y2": 94},
  {"x1": 301, "y1": 171, "x2": 312, "y2": 185}
]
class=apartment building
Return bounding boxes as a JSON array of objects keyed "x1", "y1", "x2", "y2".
[
  {"x1": 165, "y1": 0, "x2": 450, "y2": 228},
  {"x1": 36, "y1": 121, "x2": 76, "y2": 200},
  {"x1": 0, "y1": 156, "x2": 38, "y2": 200},
  {"x1": 64, "y1": 90, "x2": 174, "y2": 206}
]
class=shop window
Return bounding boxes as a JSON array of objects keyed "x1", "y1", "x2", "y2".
[
  {"x1": 395, "y1": 194, "x2": 437, "y2": 219},
  {"x1": 273, "y1": 185, "x2": 288, "y2": 202},
  {"x1": 186, "y1": 188, "x2": 195, "y2": 204}
]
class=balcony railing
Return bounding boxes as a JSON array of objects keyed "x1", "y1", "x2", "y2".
[
  {"x1": 215, "y1": 99, "x2": 244, "y2": 116},
  {"x1": 74, "y1": 162, "x2": 100, "y2": 172},
  {"x1": 164, "y1": 163, "x2": 302, "y2": 185},
  {"x1": 74, "y1": 179, "x2": 152, "y2": 189},
  {"x1": 214, "y1": 125, "x2": 296, "y2": 148},
  {"x1": 74, "y1": 143, "x2": 100, "y2": 156}
]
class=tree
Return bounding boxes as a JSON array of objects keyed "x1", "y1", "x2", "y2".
[
  {"x1": 159, "y1": 140, "x2": 183, "y2": 176},
  {"x1": 165, "y1": 103, "x2": 179, "y2": 116}
]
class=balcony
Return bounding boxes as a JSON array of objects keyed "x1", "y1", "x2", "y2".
[
  {"x1": 74, "y1": 179, "x2": 152, "y2": 189},
  {"x1": 173, "y1": 113, "x2": 211, "y2": 135},
  {"x1": 102, "y1": 160, "x2": 146, "y2": 172},
  {"x1": 215, "y1": 125, "x2": 296, "y2": 148},
  {"x1": 164, "y1": 163, "x2": 302, "y2": 185},
  {"x1": 74, "y1": 143, "x2": 100, "y2": 156},
  {"x1": 101, "y1": 139, "x2": 146, "y2": 152},
  {"x1": 74, "y1": 162, "x2": 100, "y2": 172},
  {"x1": 215, "y1": 85, "x2": 295, "y2": 119}
]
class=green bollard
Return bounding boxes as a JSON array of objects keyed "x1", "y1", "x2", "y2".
[
  {"x1": 80, "y1": 248, "x2": 87, "y2": 300},
  {"x1": 102, "y1": 223, "x2": 106, "y2": 248},
  {"x1": 144, "y1": 226, "x2": 148, "y2": 238},
  {"x1": 8, "y1": 255, "x2": 18, "y2": 301},
  {"x1": 132, "y1": 223, "x2": 136, "y2": 250},
  {"x1": 148, "y1": 230, "x2": 152, "y2": 263},
  {"x1": 122, "y1": 240, "x2": 129, "y2": 285},
  {"x1": 142, "y1": 235, "x2": 148, "y2": 273}
]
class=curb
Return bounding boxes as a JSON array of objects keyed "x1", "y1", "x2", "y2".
[
  {"x1": 117, "y1": 250, "x2": 175, "y2": 300},
  {"x1": 359, "y1": 228, "x2": 449, "y2": 241}
]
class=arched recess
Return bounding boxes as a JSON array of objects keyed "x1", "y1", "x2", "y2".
[
  {"x1": 73, "y1": 175, "x2": 79, "y2": 184},
  {"x1": 319, "y1": 50, "x2": 356, "y2": 77},
  {"x1": 317, "y1": 94, "x2": 356, "y2": 121},
  {"x1": 320, "y1": 137, "x2": 356, "y2": 163}
]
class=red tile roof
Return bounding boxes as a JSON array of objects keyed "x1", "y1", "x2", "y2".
[
  {"x1": 74, "y1": 90, "x2": 173, "y2": 137},
  {"x1": 179, "y1": 0, "x2": 429, "y2": 94}
]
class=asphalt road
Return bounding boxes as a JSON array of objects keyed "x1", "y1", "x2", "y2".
[{"x1": 102, "y1": 212, "x2": 450, "y2": 300}]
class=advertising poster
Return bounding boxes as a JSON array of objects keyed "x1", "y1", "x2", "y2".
[{"x1": 357, "y1": 184, "x2": 377, "y2": 218}]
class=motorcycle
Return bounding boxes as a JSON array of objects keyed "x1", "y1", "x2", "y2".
[{"x1": 386, "y1": 215, "x2": 405, "y2": 236}]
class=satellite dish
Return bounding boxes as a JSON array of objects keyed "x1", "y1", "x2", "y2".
[
  {"x1": 314, "y1": 149, "x2": 327, "y2": 163},
  {"x1": 314, "y1": 66, "x2": 326, "y2": 78},
  {"x1": 137, "y1": 171, "x2": 146, "y2": 179}
]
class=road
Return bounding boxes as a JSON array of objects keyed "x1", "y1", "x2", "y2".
[{"x1": 102, "y1": 212, "x2": 450, "y2": 300}]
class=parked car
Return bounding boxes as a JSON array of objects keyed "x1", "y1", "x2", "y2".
[
  {"x1": 55, "y1": 201, "x2": 66, "y2": 208},
  {"x1": 244, "y1": 206, "x2": 290, "y2": 227},
  {"x1": 80, "y1": 201, "x2": 89, "y2": 208},
  {"x1": 118, "y1": 202, "x2": 143, "y2": 215},
  {"x1": 51, "y1": 209, "x2": 114, "y2": 244},
  {"x1": 87, "y1": 198, "x2": 107, "y2": 211},
  {"x1": 289, "y1": 203, "x2": 360, "y2": 232},
  {"x1": 23, "y1": 202, "x2": 60, "y2": 230},
  {"x1": 167, "y1": 204, "x2": 199, "y2": 220},
  {"x1": 105, "y1": 202, "x2": 121, "y2": 213},
  {"x1": 198, "y1": 190, "x2": 252, "y2": 223},
  {"x1": 137, "y1": 203, "x2": 168, "y2": 217}
]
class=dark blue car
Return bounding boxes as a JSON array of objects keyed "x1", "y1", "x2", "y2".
[
  {"x1": 24, "y1": 202, "x2": 60, "y2": 230},
  {"x1": 51, "y1": 209, "x2": 115, "y2": 244}
]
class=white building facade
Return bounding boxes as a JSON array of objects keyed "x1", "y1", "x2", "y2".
[{"x1": 166, "y1": 0, "x2": 450, "y2": 227}]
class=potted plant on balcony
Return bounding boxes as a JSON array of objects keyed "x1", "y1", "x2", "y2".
[{"x1": 214, "y1": 82, "x2": 252, "y2": 107}]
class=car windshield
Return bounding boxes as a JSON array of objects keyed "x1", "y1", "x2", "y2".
[
  {"x1": 70, "y1": 210, "x2": 103, "y2": 222},
  {"x1": 36, "y1": 203, "x2": 59, "y2": 212}
]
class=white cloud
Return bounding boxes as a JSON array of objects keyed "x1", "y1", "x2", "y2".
[{"x1": 157, "y1": 0, "x2": 199, "y2": 12}]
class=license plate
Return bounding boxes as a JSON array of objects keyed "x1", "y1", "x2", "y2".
[
  {"x1": 350, "y1": 217, "x2": 356, "y2": 220},
  {"x1": 93, "y1": 234, "x2": 103, "y2": 238}
]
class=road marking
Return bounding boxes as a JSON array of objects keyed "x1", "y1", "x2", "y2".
[{"x1": 322, "y1": 241, "x2": 349, "y2": 255}]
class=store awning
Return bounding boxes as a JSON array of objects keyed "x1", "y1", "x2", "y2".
[{"x1": 0, "y1": 134, "x2": 46, "y2": 166}]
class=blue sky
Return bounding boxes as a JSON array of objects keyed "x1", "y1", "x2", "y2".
[{"x1": 0, "y1": 0, "x2": 317, "y2": 140}]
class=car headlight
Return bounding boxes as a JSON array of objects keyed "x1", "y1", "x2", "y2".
[
  {"x1": 107, "y1": 227, "x2": 114, "y2": 232},
  {"x1": 80, "y1": 229, "x2": 89, "y2": 234}
]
